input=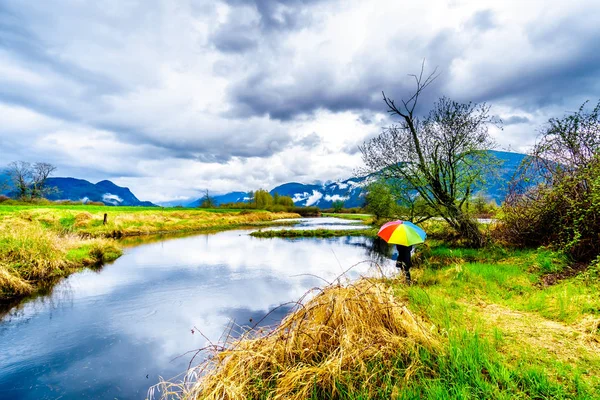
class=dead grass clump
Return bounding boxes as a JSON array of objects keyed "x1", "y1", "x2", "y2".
[
  {"x1": 0, "y1": 219, "x2": 68, "y2": 280},
  {"x1": 0, "y1": 267, "x2": 33, "y2": 297},
  {"x1": 0, "y1": 218, "x2": 123, "y2": 299},
  {"x1": 74, "y1": 212, "x2": 93, "y2": 227},
  {"x1": 155, "y1": 279, "x2": 439, "y2": 400}
]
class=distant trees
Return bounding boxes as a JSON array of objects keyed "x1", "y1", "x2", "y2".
[
  {"x1": 4, "y1": 161, "x2": 57, "y2": 200},
  {"x1": 365, "y1": 180, "x2": 396, "y2": 220},
  {"x1": 200, "y1": 189, "x2": 215, "y2": 208},
  {"x1": 253, "y1": 189, "x2": 274, "y2": 208},
  {"x1": 332, "y1": 200, "x2": 344, "y2": 213},
  {"x1": 360, "y1": 65, "x2": 501, "y2": 247},
  {"x1": 274, "y1": 193, "x2": 294, "y2": 207},
  {"x1": 248, "y1": 189, "x2": 294, "y2": 209},
  {"x1": 31, "y1": 162, "x2": 56, "y2": 199},
  {"x1": 221, "y1": 190, "x2": 295, "y2": 211}
]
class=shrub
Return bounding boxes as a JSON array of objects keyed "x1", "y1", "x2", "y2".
[
  {"x1": 365, "y1": 180, "x2": 396, "y2": 220},
  {"x1": 291, "y1": 206, "x2": 321, "y2": 217},
  {"x1": 497, "y1": 100, "x2": 600, "y2": 261}
]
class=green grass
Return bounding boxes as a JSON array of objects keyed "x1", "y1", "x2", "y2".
[
  {"x1": 311, "y1": 243, "x2": 600, "y2": 399},
  {"x1": 321, "y1": 213, "x2": 373, "y2": 222},
  {"x1": 391, "y1": 243, "x2": 600, "y2": 398}
]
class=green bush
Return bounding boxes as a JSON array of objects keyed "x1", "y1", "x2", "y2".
[
  {"x1": 498, "y1": 100, "x2": 600, "y2": 262},
  {"x1": 291, "y1": 206, "x2": 321, "y2": 217}
]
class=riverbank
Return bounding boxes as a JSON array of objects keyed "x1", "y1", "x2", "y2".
[
  {"x1": 155, "y1": 242, "x2": 600, "y2": 399},
  {"x1": 0, "y1": 205, "x2": 299, "y2": 300}
]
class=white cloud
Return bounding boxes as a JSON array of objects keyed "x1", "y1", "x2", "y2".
[
  {"x1": 292, "y1": 192, "x2": 310, "y2": 203},
  {"x1": 324, "y1": 194, "x2": 349, "y2": 202},
  {"x1": 102, "y1": 193, "x2": 123, "y2": 205},
  {"x1": 305, "y1": 190, "x2": 323, "y2": 206}
]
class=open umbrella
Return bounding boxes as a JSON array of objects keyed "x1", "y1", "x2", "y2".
[{"x1": 377, "y1": 220, "x2": 426, "y2": 246}]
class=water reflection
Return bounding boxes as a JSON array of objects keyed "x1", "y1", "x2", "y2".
[
  {"x1": 260, "y1": 217, "x2": 368, "y2": 231},
  {"x1": 0, "y1": 219, "x2": 396, "y2": 400}
]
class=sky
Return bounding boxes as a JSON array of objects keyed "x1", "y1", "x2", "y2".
[{"x1": 1, "y1": 0, "x2": 599, "y2": 203}]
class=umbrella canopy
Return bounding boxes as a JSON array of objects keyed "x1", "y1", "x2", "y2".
[{"x1": 377, "y1": 220, "x2": 426, "y2": 246}]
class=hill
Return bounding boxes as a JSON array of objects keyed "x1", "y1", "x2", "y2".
[{"x1": 1, "y1": 176, "x2": 156, "y2": 207}]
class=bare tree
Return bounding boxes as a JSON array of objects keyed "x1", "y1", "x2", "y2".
[
  {"x1": 5, "y1": 161, "x2": 58, "y2": 200},
  {"x1": 200, "y1": 189, "x2": 215, "y2": 208},
  {"x1": 360, "y1": 64, "x2": 501, "y2": 247},
  {"x1": 31, "y1": 162, "x2": 57, "y2": 199},
  {"x1": 6, "y1": 161, "x2": 32, "y2": 199}
]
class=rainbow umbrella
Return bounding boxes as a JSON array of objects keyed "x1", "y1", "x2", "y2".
[{"x1": 377, "y1": 220, "x2": 426, "y2": 246}]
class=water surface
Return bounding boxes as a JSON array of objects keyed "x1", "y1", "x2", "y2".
[{"x1": 0, "y1": 218, "x2": 396, "y2": 399}]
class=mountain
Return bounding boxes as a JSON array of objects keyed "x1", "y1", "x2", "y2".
[
  {"x1": 184, "y1": 150, "x2": 528, "y2": 209},
  {"x1": 269, "y1": 178, "x2": 367, "y2": 208},
  {"x1": 1, "y1": 176, "x2": 157, "y2": 207},
  {"x1": 478, "y1": 150, "x2": 527, "y2": 201},
  {"x1": 46, "y1": 178, "x2": 157, "y2": 206}
]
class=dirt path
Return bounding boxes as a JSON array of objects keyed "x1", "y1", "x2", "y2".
[{"x1": 475, "y1": 303, "x2": 600, "y2": 369}]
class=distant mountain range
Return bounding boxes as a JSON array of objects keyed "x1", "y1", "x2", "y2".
[
  {"x1": 0, "y1": 175, "x2": 157, "y2": 207},
  {"x1": 1, "y1": 150, "x2": 527, "y2": 209},
  {"x1": 179, "y1": 150, "x2": 527, "y2": 209}
]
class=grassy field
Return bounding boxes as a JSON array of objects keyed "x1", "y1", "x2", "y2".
[
  {"x1": 321, "y1": 212, "x2": 374, "y2": 222},
  {"x1": 0, "y1": 205, "x2": 299, "y2": 300},
  {"x1": 156, "y1": 240, "x2": 600, "y2": 399}
]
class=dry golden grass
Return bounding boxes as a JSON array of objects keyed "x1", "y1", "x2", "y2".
[
  {"x1": 4, "y1": 207, "x2": 299, "y2": 237},
  {"x1": 0, "y1": 217, "x2": 121, "y2": 299},
  {"x1": 476, "y1": 302, "x2": 600, "y2": 366},
  {"x1": 153, "y1": 278, "x2": 439, "y2": 400}
]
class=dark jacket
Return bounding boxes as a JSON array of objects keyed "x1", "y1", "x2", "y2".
[{"x1": 396, "y1": 244, "x2": 413, "y2": 269}]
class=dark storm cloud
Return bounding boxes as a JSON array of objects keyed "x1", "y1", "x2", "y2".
[
  {"x1": 465, "y1": 10, "x2": 496, "y2": 31},
  {"x1": 222, "y1": 0, "x2": 328, "y2": 31},
  {"x1": 230, "y1": 69, "x2": 384, "y2": 120},
  {"x1": 504, "y1": 116, "x2": 530, "y2": 125},
  {"x1": 356, "y1": 114, "x2": 373, "y2": 125},
  {"x1": 227, "y1": 3, "x2": 600, "y2": 122},
  {"x1": 472, "y1": 41, "x2": 600, "y2": 110},
  {"x1": 97, "y1": 121, "x2": 294, "y2": 163},
  {"x1": 212, "y1": 27, "x2": 258, "y2": 53},
  {"x1": 294, "y1": 132, "x2": 321, "y2": 149},
  {"x1": 457, "y1": 10, "x2": 600, "y2": 110}
]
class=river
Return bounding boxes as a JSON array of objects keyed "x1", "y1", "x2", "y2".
[{"x1": 0, "y1": 218, "x2": 397, "y2": 399}]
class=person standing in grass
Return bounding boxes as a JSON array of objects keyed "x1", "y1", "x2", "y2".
[
  {"x1": 396, "y1": 244, "x2": 413, "y2": 283},
  {"x1": 377, "y1": 220, "x2": 426, "y2": 284}
]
